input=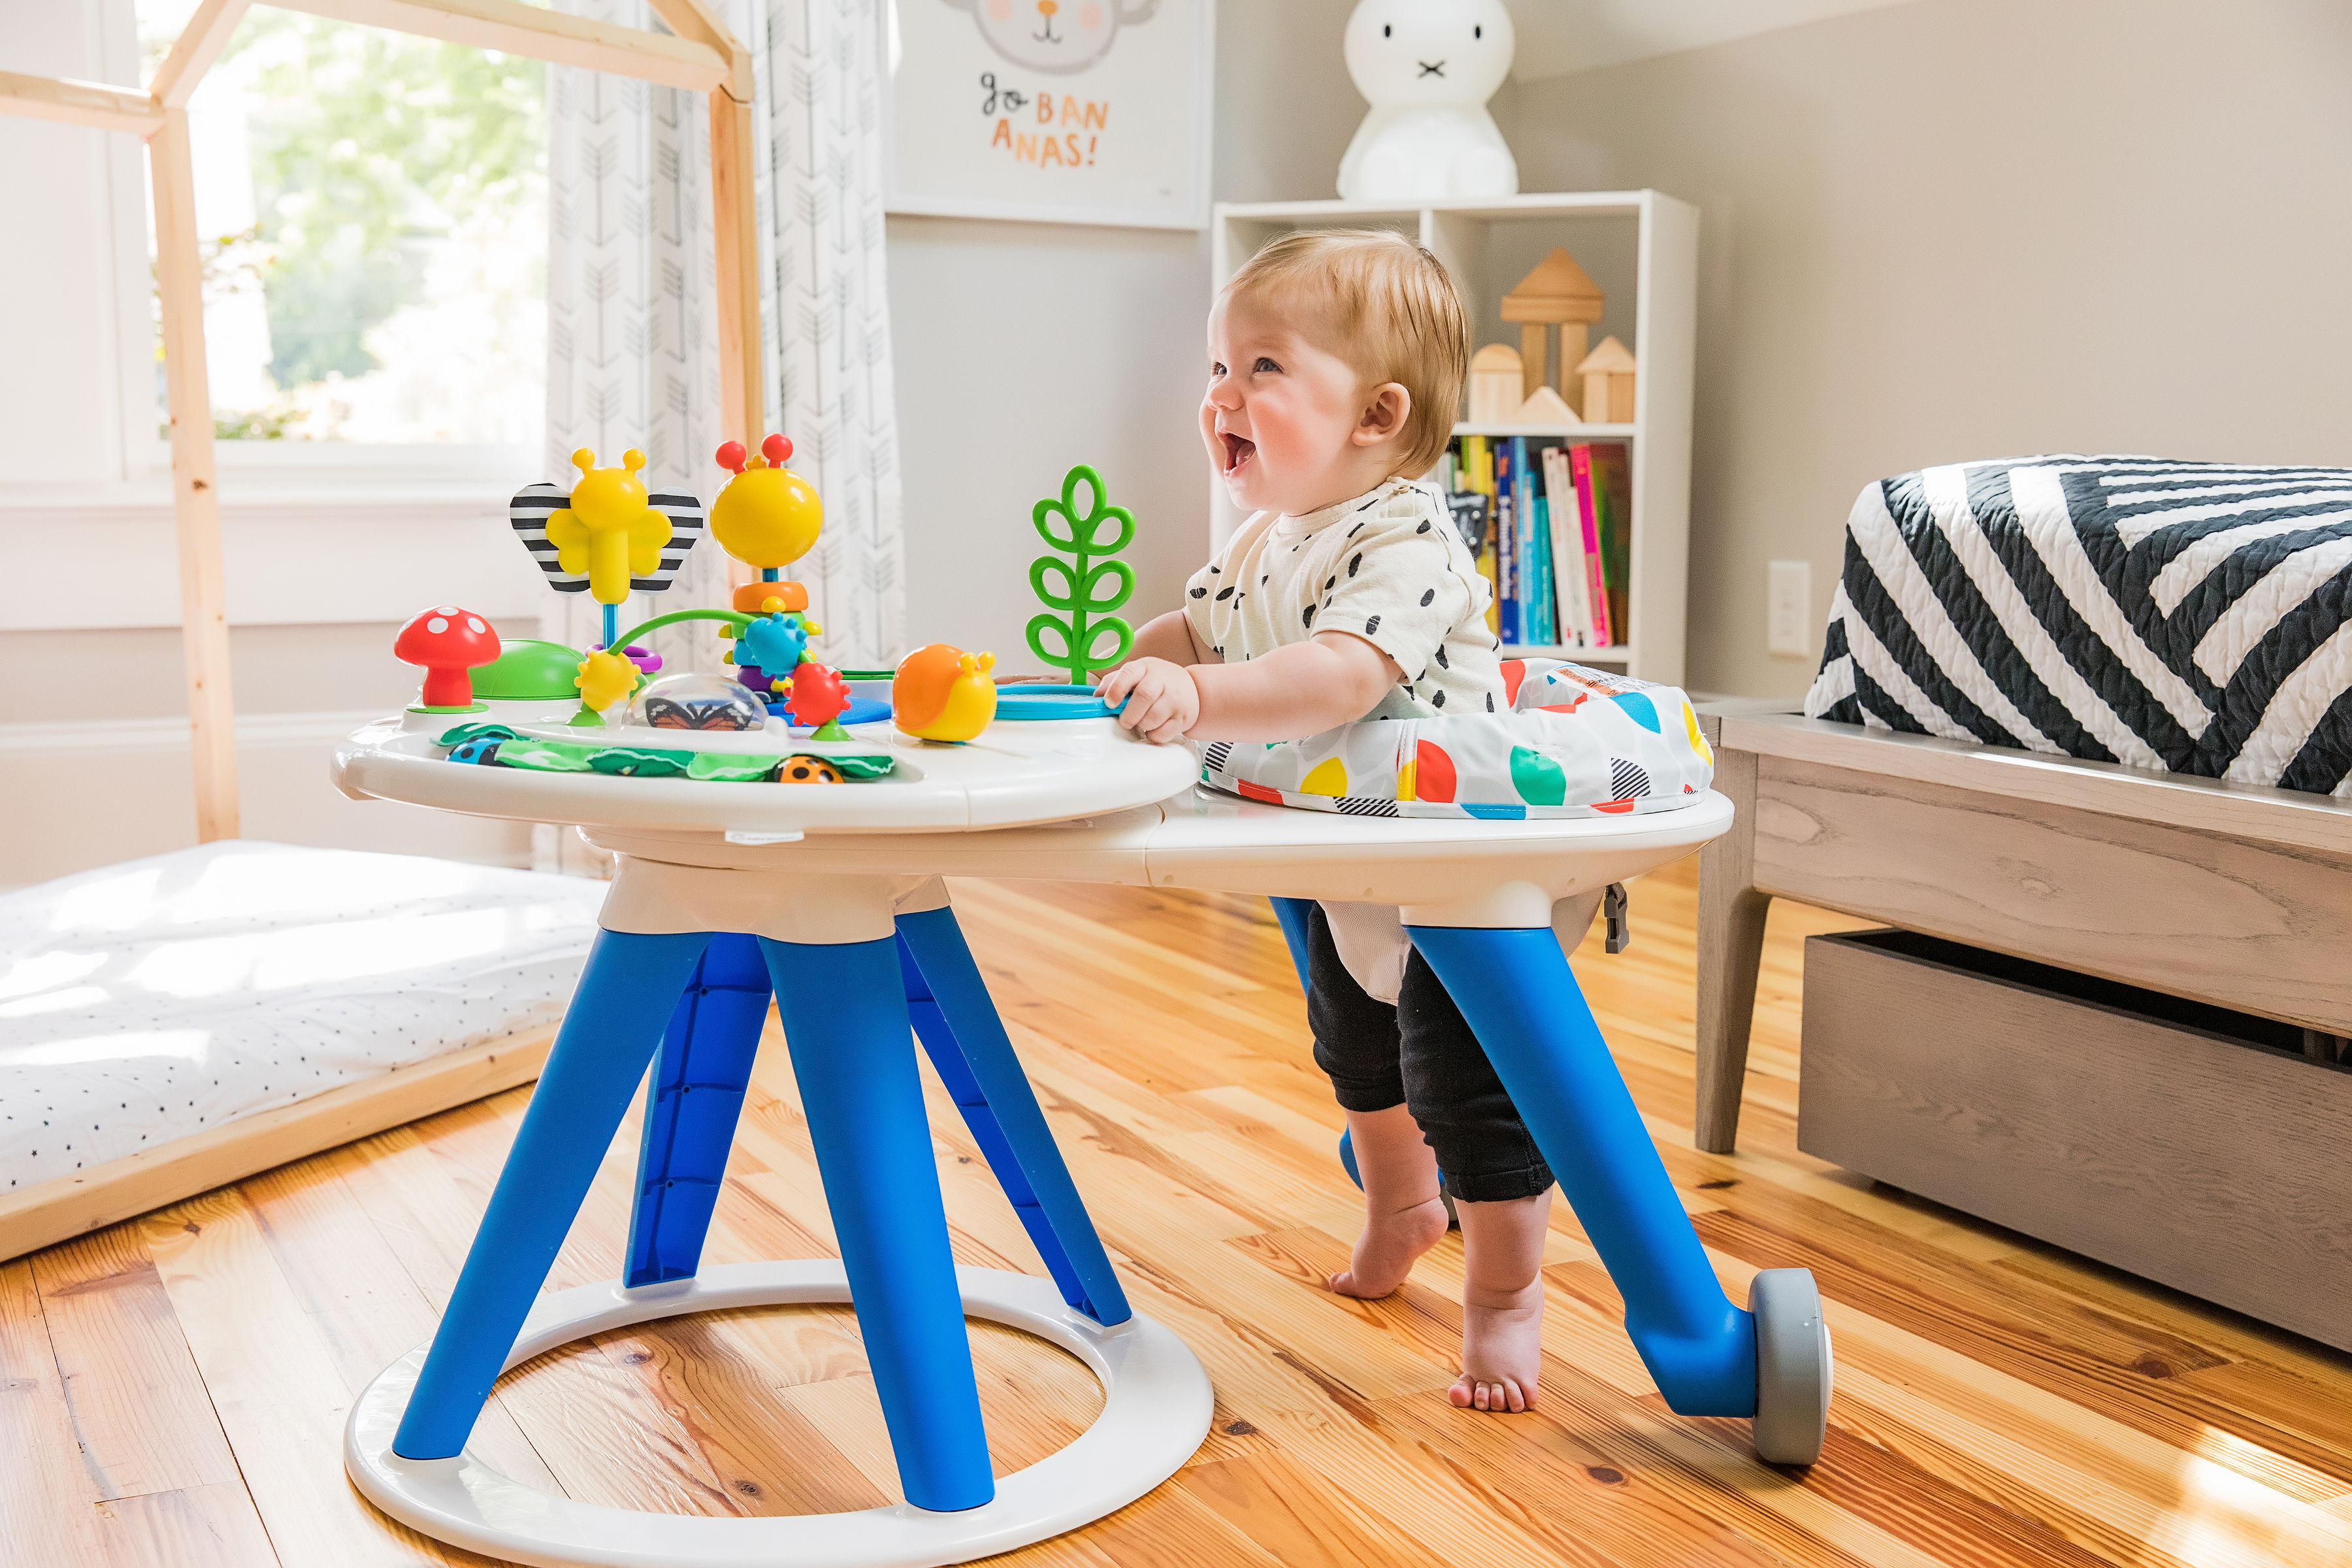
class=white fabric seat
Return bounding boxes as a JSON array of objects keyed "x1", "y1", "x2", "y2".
[{"x1": 0, "y1": 841, "x2": 602, "y2": 1200}]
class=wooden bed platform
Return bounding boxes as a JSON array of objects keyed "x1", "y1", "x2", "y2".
[
  {"x1": 11, "y1": 869, "x2": 2352, "y2": 1567},
  {"x1": 1698, "y1": 710, "x2": 2352, "y2": 1352},
  {"x1": 0, "y1": 1027, "x2": 553, "y2": 1264}
]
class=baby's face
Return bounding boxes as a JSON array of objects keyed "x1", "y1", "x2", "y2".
[{"x1": 1201, "y1": 291, "x2": 1388, "y2": 517}]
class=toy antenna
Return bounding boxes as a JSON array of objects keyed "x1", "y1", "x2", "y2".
[
  {"x1": 715, "y1": 440, "x2": 748, "y2": 475},
  {"x1": 762, "y1": 433, "x2": 792, "y2": 465}
]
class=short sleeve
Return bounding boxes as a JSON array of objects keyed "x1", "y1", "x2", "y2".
[
  {"x1": 1315, "y1": 510, "x2": 1477, "y2": 682},
  {"x1": 1181, "y1": 555, "x2": 1220, "y2": 646}
]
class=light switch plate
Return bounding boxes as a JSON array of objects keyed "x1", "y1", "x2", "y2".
[{"x1": 1767, "y1": 560, "x2": 1811, "y2": 658}]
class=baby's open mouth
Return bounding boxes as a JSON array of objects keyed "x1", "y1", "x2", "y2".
[{"x1": 1221, "y1": 432, "x2": 1256, "y2": 475}]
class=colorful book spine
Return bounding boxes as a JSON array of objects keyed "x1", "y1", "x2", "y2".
[
  {"x1": 1513, "y1": 437, "x2": 1552, "y2": 647},
  {"x1": 1590, "y1": 442, "x2": 1633, "y2": 645},
  {"x1": 1569, "y1": 444, "x2": 1614, "y2": 647},
  {"x1": 1543, "y1": 445, "x2": 1595, "y2": 647},
  {"x1": 1494, "y1": 439, "x2": 1519, "y2": 645},
  {"x1": 1463, "y1": 436, "x2": 1498, "y2": 633}
]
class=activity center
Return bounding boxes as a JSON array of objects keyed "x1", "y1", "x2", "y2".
[{"x1": 4, "y1": 3, "x2": 2351, "y2": 1567}]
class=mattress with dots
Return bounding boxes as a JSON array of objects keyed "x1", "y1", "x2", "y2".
[{"x1": 0, "y1": 841, "x2": 603, "y2": 1204}]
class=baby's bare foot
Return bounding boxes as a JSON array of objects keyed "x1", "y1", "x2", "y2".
[
  {"x1": 1449, "y1": 1282, "x2": 1544, "y2": 1412},
  {"x1": 1326, "y1": 1196, "x2": 1448, "y2": 1299}
]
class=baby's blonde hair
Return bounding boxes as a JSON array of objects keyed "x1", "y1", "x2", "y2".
[{"x1": 1223, "y1": 229, "x2": 1468, "y2": 478}]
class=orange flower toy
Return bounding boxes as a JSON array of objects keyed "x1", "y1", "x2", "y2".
[{"x1": 892, "y1": 644, "x2": 998, "y2": 743}]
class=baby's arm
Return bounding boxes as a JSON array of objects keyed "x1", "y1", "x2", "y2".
[
  {"x1": 1119, "y1": 609, "x2": 1215, "y2": 668},
  {"x1": 1098, "y1": 631, "x2": 1398, "y2": 745}
]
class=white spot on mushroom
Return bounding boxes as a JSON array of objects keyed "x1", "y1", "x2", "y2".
[
  {"x1": 466, "y1": 617, "x2": 486, "y2": 634},
  {"x1": 427, "y1": 617, "x2": 449, "y2": 634}
]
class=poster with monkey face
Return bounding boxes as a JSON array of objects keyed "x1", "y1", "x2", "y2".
[{"x1": 885, "y1": 0, "x2": 1213, "y2": 228}]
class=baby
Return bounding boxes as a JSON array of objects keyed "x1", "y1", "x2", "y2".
[{"x1": 1098, "y1": 230, "x2": 1555, "y2": 1413}]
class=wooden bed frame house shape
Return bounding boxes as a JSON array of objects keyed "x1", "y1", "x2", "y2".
[
  {"x1": 0, "y1": 0, "x2": 768, "y2": 845},
  {"x1": 0, "y1": 0, "x2": 766, "y2": 1259}
]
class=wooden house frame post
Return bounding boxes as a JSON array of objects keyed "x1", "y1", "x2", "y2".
[{"x1": 0, "y1": 0, "x2": 754, "y2": 843}]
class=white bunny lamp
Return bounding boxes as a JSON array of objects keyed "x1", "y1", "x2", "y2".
[{"x1": 1337, "y1": 0, "x2": 1518, "y2": 201}]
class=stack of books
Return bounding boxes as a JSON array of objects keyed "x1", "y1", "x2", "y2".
[{"x1": 1438, "y1": 436, "x2": 1631, "y2": 651}]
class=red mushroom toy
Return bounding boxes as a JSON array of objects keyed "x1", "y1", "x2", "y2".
[{"x1": 395, "y1": 606, "x2": 503, "y2": 711}]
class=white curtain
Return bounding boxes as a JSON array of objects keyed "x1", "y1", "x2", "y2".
[
  {"x1": 543, "y1": 0, "x2": 904, "y2": 674},
  {"x1": 538, "y1": 0, "x2": 904, "y2": 872}
]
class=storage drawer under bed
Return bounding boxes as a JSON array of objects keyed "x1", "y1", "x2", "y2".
[{"x1": 1799, "y1": 928, "x2": 2352, "y2": 1350}]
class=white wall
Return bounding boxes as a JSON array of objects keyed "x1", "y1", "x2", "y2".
[
  {"x1": 1506, "y1": 0, "x2": 2352, "y2": 696},
  {"x1": 893, "y1": 0, "x2": 1366, "y2": 668}
]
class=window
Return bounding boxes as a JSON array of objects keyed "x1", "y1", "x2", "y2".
[{"x1": 134, "y1": 1, "x2": 547, "y2": 458}]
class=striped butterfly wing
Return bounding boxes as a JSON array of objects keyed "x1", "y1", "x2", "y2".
[
  {"x1": 637, "y1": 492, "x2": 708, "y2": 596},
  {"x1": 510, "y1": 482, "x2": 587, "y2": 593},
  {"x1": 509, "y1": 486, "x2": 706, "y2": 596}
]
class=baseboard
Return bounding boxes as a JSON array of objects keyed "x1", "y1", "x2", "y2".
[{"x1": 0, "y1": 708, "x2": 385, "y2": 756}]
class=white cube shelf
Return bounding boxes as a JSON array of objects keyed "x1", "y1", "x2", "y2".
[{"x1": 1210, "y1": 191, "x2": 1697, "y2": 687}]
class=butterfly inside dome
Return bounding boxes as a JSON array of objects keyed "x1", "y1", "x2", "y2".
[{"x1": 630, "y1": 673, "x2": 770, "y2": 732}]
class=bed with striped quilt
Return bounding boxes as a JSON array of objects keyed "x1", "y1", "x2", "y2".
[{"x1": 1805, "y1": 455, "x2": 2352, "y2": 794}]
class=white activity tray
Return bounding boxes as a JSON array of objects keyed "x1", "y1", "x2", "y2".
[
  {"x1": 334, "y1": 706, "x2": 1731, "y2": 926},
  {"x1": 335, "y1": 702, "x2": 1201, "y2": 836}
]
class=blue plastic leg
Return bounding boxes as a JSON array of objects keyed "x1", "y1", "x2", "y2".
[
  {"x1": 759, "y1": 934, "x2": 995, "y2": 1512},
  {"x1": 625, "y1": 934, "x2": 773, "y2": 1287},
  {"x1": 895, "y1": 907, "x2": 1131, "y2": 1326},
  {"x1": 395, "y1": 928, "x2": 715, "y2": 1460},
  {"x1": 1406, "y1": 924, "x2": 1759, "y2": 1416},
  {"x1": 1268, "y1": 896, "x2": 1315, "y2": 992}
]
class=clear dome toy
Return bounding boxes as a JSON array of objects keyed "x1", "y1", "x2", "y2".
[{"x1": 625, "y1": 672, "x2": 771, "y2": 732}]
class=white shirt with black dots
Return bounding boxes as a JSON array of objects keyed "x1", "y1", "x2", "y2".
[{"x1": 1182, "y1": 478, "x2": 1503, "y2": 723}]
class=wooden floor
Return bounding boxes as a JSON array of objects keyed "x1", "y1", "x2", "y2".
[{"x1": 10, "y1": 860, "x2": 2352, "y2": 1567}]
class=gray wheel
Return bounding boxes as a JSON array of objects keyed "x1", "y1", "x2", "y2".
[{"x1": 1750, "y1": 1267, "x2": 1832, "y2": 1465}]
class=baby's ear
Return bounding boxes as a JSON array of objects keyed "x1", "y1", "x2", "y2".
[{"x1": 1354, "y1": 382, "x2": 1412, "y2": 445}]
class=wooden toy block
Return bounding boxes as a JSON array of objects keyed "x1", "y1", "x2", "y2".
[
  {"x1": 1467, "y1": 343, "x2": 1525, "y2": 424},
  {"x1": 1577, "y1": 335, "x2": 1638, "y2": 423},
  {"x1": 1501, "y1": 247, "x2": 1605, "y2": 401}
]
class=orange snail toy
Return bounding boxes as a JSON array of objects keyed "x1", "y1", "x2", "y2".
[{"x1": 893, "y1": 644, "x2": 998, "y2": 743}]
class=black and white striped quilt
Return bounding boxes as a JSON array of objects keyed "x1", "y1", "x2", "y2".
[{"x1": 1805, "y1": 456, "x2": 2352, "y2": 793}]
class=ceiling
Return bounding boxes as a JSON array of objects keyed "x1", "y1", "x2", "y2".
[{"x1": 1500, "y1": 0, "x2": 1922, "y2": 79}]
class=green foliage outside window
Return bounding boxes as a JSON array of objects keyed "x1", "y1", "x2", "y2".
[{"x1": 229, "y1": 14, "x2": 545, "y2": 391}]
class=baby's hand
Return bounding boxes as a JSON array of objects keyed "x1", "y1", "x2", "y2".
[{"x1": 1097, "y1": 658, "x2": 1200, "y2": 745}]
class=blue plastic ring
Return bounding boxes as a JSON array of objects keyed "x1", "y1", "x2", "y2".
[{"x1": 992, "y1": 685, "x2": 1126, "y2": 721}]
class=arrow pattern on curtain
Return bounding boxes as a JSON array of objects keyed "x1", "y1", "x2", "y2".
[{"x1": 545, "y1": 0, "x2": 904, "y2": 681}]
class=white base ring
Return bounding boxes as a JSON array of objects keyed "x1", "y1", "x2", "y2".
[{"x1": 344, "y1": 1261, "x2": 1214, "y2": 1568}]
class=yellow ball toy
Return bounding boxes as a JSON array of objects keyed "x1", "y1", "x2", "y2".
[{"x1": 711, "y1": 434, "x2": 823, "y2": 572}]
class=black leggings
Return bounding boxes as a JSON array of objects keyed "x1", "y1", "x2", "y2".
[{"x1": 1305, "y1": 903, "x2": 1554, "y2": 1204}]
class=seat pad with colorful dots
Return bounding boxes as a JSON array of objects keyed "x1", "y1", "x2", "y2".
[{"x1": 1196, "y1": 660, "x2": 1714, "y2": 819}]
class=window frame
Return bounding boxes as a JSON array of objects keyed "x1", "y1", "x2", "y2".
[{"x1": 111, "y1": 0, "x2": 544, "y2": 494}]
